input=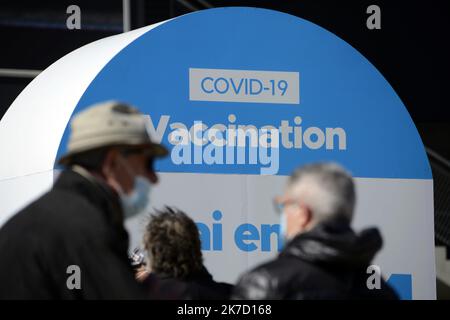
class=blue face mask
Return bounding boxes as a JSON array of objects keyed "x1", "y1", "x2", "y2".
[
  {"x1": 119, "y1": 176, "x2": 151, "y2": 219},
  {"x1": 279, "y1": 211, "x2": 287, "y2": 249}
]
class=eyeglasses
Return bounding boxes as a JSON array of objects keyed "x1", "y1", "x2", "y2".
[
  {"x1": 273, "y1": 196, "x2": 299, "y2": 215},
  {"x1": 146, "y1": 157, "x2": 155, "y2": 172},
  {"x1": 119, "y1": 148, "x2": 156, "y2": 172}
]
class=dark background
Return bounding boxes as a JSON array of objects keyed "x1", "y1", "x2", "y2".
[
  {"x1": 1, "y1": 0, "x2": 450, "y2": 298},
  {"x1": 0, "y1": 0, "x2": 449, "y2": 158}
]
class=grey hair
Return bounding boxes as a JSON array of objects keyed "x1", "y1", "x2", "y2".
[{"x1": 288, "y1": 162, "x2": 356, "y2": 224}]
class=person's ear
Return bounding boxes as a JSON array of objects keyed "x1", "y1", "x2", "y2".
[
  {"x1": 298, "y1": 205, "x2": 312, "y2": 230},
  {"x1": 101, "y1": 148, "x2": 134, "y2": 194},
  {"x1": 102, "y1": 149, "x2": 120, "y2": 178}
]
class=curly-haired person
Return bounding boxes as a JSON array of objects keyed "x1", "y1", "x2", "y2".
[{"x1": 140, "y1": 207, "x2": 233, "y2": 300}]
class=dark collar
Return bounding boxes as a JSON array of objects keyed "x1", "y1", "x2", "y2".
[
  {"x1": 282, "y1": 218, "x2": 382, "y2": 269},
  {"x1": 153, "y1": 266, "x2": 214, "y2": 282},
  {"x1": 53, "y1": 167, "x2": 124, "y2": 228}
]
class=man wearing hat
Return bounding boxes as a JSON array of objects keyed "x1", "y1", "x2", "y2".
[{"x1": 0, "y1": 101, "x2": 168, "y2": 299}]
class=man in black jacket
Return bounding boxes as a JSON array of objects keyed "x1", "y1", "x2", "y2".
[
  {"x1": 232, "y1": 163, "x2": 398, "y2": 300},
  {"x1": 0, "y1": 101, "x2": 167, "y2": 299}
]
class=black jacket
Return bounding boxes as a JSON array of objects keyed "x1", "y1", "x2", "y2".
[
  {"x1": 145, "y1": 266, "x2": 233, "y2": 300},
  {"x1": 0, "y1": 168, "x2": 146, "y2": 299},
  {"x1": 232, "y1": 218, "x2": 399, "y2": 300}
]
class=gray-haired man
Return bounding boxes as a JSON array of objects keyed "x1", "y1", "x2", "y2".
[{"x1": 233, "y1": 162, "x2": 398, "y2": 300}]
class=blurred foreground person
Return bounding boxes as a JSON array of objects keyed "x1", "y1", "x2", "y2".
[
  {"x1": 233, "y1": 163, "x2": 398, "y2": 300},
  {"x1": 141, "y1": 207, "x2": 233, "y2": 299},
  {"x1": 0, "y1": 101, "x2": 167, "y2": 299}
]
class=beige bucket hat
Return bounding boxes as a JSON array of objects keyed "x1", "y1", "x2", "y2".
[{"x1": 58, "y1": 101, "x2": 168, "y2": 165}]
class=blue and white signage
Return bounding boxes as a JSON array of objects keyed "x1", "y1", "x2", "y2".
[{"x1": 0, "y1": 8, "x2": 435, "y2": 299}]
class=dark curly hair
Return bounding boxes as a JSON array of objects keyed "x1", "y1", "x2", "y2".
[{"x1": 143, "y1": 207, "x2": 203, "y2": 279}]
